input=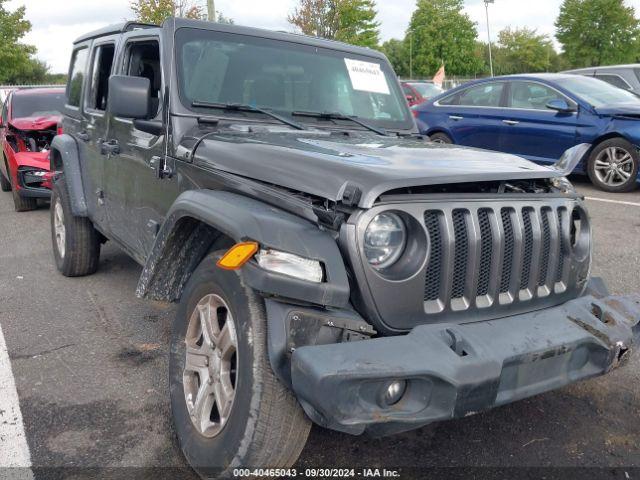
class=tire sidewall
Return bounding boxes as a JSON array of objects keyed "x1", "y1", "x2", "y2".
[
  {"x1": 587, "y1": 139, "x2": 639, "y2": 192},
  {"x1": 51, "y1": 179, "x2": 69, "y2": 272},
  {"x1": 170, "y1": 253, "x2": 263, "y2": 477},
  {"x1": 430, "y1": 132, "x2": 453, "y2": 144}
]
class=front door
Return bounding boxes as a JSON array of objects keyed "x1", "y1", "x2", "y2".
[
  {"x1": 102, "y1": 34, "x2": 176, "y2": 262},
  {"x1": 499, "y1": 81, "x2": 580, "y2": 163}
]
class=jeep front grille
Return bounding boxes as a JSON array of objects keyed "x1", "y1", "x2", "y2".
[
  {"x1": 422, "y1": 204, "x2": 580, "y2": 313},
  {"x1": 351, "y1": 197, "x2": 591, "y2": 332}
]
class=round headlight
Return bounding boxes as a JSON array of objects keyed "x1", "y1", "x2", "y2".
[{"x1": 364, "y1": 213, "x2": 406, "y2": 269}]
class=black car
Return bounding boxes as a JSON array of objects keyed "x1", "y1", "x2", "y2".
[{"x1": 49, "y1": 18, "x2": 640, "y2": 478}]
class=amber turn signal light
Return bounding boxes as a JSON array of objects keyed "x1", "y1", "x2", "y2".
[{"x1": 217, "y1": 242, "x2": 259, "y2": 270}]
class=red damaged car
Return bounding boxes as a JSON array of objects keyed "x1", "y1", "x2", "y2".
[{"x1": 0, "y1": 88, "x2": 64, "y2": 211}]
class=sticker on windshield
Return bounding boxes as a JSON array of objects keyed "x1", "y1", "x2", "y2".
[{"x1": 344, "y1": 59, "x2": 390, "y2": 95}]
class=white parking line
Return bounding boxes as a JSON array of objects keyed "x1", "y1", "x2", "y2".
[
  {"x1": 0, "y1": 324, "x2": 33, "y2": 474},
  {"x1": 585, "y1": 196, "x2": 640, "y2": 208}
]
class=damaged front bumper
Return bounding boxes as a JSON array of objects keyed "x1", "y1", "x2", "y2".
[{"x1": 290, "y1": 292, "x2": 640, "y2": 436}]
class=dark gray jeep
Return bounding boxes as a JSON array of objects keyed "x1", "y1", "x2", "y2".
[{"x1": 50, "y1": 18, "x2": 640, "y2": 478}]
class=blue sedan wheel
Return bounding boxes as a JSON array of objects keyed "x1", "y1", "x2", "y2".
[{"x1": 587, "y1": 138, "x2": 639, "y2": 193}]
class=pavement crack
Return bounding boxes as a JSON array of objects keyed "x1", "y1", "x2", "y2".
[{"x1": 10, "y1": 343, "x2": 76, "y2": 360}]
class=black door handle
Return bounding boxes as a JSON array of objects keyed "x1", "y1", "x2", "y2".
[
  {"x1": 100, "y1": 139, "x2": 120, "y2": 156},
  {"x1": 77, "y1": 131, "x2": 90, "y2": 142}
]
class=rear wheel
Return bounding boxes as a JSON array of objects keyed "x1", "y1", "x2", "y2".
[
  {"x1": 170, "y1": 252, "x2": 311, "y2": 479},
  {"x1": 51, "y1": 177, "x2": 101, "y2": 276},
  {"x1": 587, "y1": 138, "x2": 639, "y2": 192},
  {"x1": 429, "y1": 132, "x2": 453, "y2": 144}
]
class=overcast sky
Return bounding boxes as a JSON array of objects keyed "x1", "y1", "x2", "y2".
[{"x1": 7, "y1": 0, "x2": 640, "y2": 73}]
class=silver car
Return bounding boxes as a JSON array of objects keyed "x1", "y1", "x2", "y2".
[{"x1": 564, "y1": 64, "x2": 640, "y2": 94}]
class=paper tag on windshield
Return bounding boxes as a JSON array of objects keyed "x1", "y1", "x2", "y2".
[{"x1": 344, "y1": 59, "x2": 390, "y2": 95}]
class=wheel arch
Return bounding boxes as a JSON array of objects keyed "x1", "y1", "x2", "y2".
[
  {"x1": 50, "y1": 135, "x2": 88, "y2": 216},
  {"x1": 136, "y1": 190, "x2": 351, "y2": 307}
]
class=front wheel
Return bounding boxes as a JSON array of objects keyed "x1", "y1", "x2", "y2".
[
  {"x1": 170, "y1": 252, "x2": 311, "y2": 479},
  {"x1": 587, "y1": 139, "x2": 639, "y2": 192}
]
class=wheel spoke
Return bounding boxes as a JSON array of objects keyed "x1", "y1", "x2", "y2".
[
  {"x1": 216, "y1": 321, "x2": 237, "y2": 358},
  {"x1": 607, "y1": 147, "x2": 618, "y2": 162},
  {"x1": 213, "y1": 378, "x2": 234, "y2": 420},
  {"x1": 192, "y1": 382, "x2": 215, "y2": 431},
  {"x1": 604, "y1": 170, "x2": 614, "y2": 184},
  {"x1": 184, "y1": 345, "x2": 209, "y2": 372},
  {"x1": 594, "y1": 160, "x2": 610, "y2": 170},
  {"x1": 617, "y1": 169, "x2": 631, "y2": 180}
]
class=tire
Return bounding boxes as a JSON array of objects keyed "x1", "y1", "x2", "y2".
[
  {"x1": 429, "y1": 132, "x2": 453, "y2": 144},
  {"x1": 587, "y1": 138, "x2": 639, "y2": 193},
  {"x1": 50, "y1": 177, "x2": 101, "y2": 276},
  {"x1": 0, "y1": 160, "x2": 11, "y2": 192},
  {"x1": 12, "y1": 187, "x2": 37, "y2": 212},
  {"x1": 170, "y1": 252, "x2": 311, "y2": 479}
]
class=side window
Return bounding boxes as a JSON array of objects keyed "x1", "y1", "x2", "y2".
[
  {"x1": 67, "y1": 47, "x2": 89, "y2": 107},
  {"x1": 87, "y1": 44, "x2": 116, "y2": 111},
  {"x1": 594, "y1": 74, "x2": 631, "y2": 90},
  {"x1": 508, "y1": 81, "x2": 567, "y2": 110},
  {"x1": 124, "y1": 40, "x2": 161, "y2": 118},
  {"x1": 457, "y1": 82, "x2": 504, "y2": 107},
  {"x1": 1, "y1": 96, "x2": 8, "y2": 123}
]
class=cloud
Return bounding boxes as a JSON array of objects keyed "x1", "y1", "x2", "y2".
[{"x1": 7, "y1": 0, "x2": 640, "y2": 73}]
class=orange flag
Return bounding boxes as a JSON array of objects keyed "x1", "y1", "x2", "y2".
[{"x1": 433, "y1": 65, "x2": 445, "y2": 88}]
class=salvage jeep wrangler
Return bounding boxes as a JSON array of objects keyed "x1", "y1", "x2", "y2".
[{"x1": 50, "y1": 18, "x2": 640, "y2": 478}]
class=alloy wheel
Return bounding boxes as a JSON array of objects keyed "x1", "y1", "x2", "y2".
[
  {"x1": 53, "y1": 198, "x2": 66, "y2": 259},
  {"x1": 183, "y1": 294, "x2": 238, "y2": 438},
  {"x1": 593, "y1": 146, "x2": 634, "y2": 187}
]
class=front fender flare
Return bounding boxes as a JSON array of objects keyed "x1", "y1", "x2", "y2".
[
  {"x1": 137, "y1": 190, "x2": 351, "y2": 308},
  {"x1": 51, "y1": 134, "x2": 88, "y2": 216}
]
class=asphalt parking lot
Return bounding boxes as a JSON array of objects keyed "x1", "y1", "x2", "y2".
[{"x1": 1, "y1": 176, "x2": 640, "y2": 479}]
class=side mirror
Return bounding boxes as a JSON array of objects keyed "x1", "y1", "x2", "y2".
[
  {"x1": 546, "y1": 99, "x2": 575, "y2": 113},
  {"x1": 108, "y1": 75, "x2": 151, "y2": 119}
]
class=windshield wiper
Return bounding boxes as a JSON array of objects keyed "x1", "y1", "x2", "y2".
[
  {"x1": 191, "y1": 101, "x2": 306, "y2": 131},
  {"x1": 291, "y1": 110, "x2": 388, "y2": 136}
]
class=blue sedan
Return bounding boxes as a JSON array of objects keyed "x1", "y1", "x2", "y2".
[{"x1": 413, "y1": 74, "x2": 640, "y2": 192}]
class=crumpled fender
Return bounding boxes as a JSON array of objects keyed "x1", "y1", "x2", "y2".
[
  {"x1": 136, "y1": 189, "x2": 351, "y2": 307},
  {"x1": 551, "y1": 143, "x2": 591, "y2": 175},
  {"x1": 50, "y1": 134, "x2": 88, "y2": 216}
]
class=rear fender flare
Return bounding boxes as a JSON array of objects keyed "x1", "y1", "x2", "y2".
[
  {"x1": 136, "y1": 190, "x2": 351, "y2": 307},
  {"x1": 50, "y1": 134, "x2": 88, "y2": 216}
]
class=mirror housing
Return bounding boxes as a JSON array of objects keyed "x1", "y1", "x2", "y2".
[
  {"x1": 547, "y1": 99, "x2": 575, "y2": 113},
  {"x1": 108, "y1": 75, "x2": 151, "y2": 119}
]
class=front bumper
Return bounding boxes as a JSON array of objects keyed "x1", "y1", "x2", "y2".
[{"x1": 291, "y1": 292, "x2": 640, "y2": 436}]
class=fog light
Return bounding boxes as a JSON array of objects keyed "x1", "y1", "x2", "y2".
[{"x1": 382, "y1": 380, "x2": 407, "y2": 406}]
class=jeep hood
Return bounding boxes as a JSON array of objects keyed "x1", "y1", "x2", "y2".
[
  {"x1": 189, "y1": 131, "x2": 567, "y2": 208},
  {"x1": 9, "y1": 115, "x2": 60, "y2": 131}
]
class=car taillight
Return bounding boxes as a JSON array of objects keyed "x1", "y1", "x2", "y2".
[{"x1": 57, "y1": 125, "x2": 64, "y2": 135}]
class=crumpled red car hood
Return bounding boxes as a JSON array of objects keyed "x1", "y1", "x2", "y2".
[
  {"x1": 9, "y1": 115, "x2": 61, "y2": 131},
  {"x1": 14, "y1": 151, "x2": 49, "y2": 169}
]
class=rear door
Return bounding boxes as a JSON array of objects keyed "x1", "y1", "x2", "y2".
[
  {"x1": 82, "y1": 36, "x2": 118, "y2": 228},
  {"x1": 499, "y1": 80, "x2": 579, "y2": 163},
  {"x1": 434, "y1": 81, "x2": 507, "y2": 151}
]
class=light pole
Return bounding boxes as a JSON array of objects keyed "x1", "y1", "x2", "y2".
[
  {"x1": 207, "y1": 0, "x2": 216, "y2": 22},
  {"x1": 409, "y1": 31, "x2": 413, "y2": 80},
  {"x1": 484, "y1": 0, "x2": 494, "y2": 77}
]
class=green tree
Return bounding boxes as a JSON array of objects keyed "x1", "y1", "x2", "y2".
[
  {"x1": 493, "y1": 27, "x2": 557, "y2": 75},
  {"x1": 334, "y1": 0, "x2": 380, "y2": 48},
  {"x1": 379, "y1": 39, "x2": 409, "y2": 77},
  {"x1": 288, "y1": 0, "x2": 380, "y2": 48},
  {"x1": 0, "y1": 1, "x2": 49, "y2": 84},
  {"x1": 130, "y1": 0, "x2": 205, "y2": 24},
  {"x1": 407, "y1": 0, "x2": 482, "y2": 77},
  {"x1": 555, "y1": 0, "x2": 640, "y2": 68}
]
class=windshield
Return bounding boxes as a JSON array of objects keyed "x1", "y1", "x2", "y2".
[
  {"x1": 12, "y1": 92, "x2": 64, "y2": 119},
  {"x1": 175, "y1": 28, "x2": 412, "y2": 130},
  {"x1": 555, "y1": 76, "x2": 640, "y2": 108},
  {"x1": 409, "y1": 83, "x2": 443, "y2": 98}
]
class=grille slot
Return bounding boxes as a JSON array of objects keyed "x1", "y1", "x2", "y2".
[
  {"x1": 424, "y1": 211, "x2": 443, "y2": 302},
  {"x1": 421, "y1": 204, "x2": 575, "y2": 313},
  {"x1": 500, "y1": 208, "x2": 515, "y2": 294},
  {"x1": 451, "y1": 209, "x2": 469, "y2": 299},
  {"x1": 520, "y1": 208, "x2": 534, "y2": 291},
  {"x1": 477, "y1": 209, "x2": 493, "y2": 297}
]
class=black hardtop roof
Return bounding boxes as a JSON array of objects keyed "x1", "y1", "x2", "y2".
[{"x1": 73, "y1": 17, "x2": 386, "y2": 60}]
